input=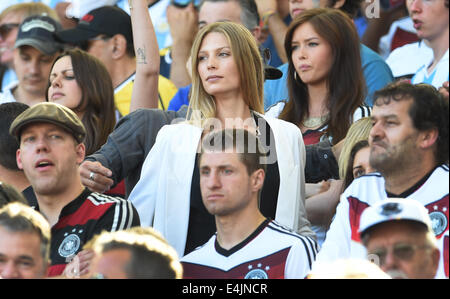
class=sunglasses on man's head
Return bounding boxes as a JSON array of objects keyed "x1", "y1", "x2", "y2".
[{"x1": 0, "y1": 23, "x2": 19, "y2": 39}]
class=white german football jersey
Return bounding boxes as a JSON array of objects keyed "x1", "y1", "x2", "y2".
[
  {"x1": 181, "y1": 219, "x2": 318, "y2": 279},
  {"x1": 314, "y1": 165, "x2": 449, "y2": 279}
]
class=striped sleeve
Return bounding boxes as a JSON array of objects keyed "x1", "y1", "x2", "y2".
[{"x1": 89, "y1": 193, "x2": 140, "y2": 234}]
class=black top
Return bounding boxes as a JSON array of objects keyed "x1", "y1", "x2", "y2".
[{"x1": 184, "y1": 115, "x2": 280, "y2": 255}]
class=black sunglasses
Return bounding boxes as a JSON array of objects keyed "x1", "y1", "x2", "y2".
[{"x1": 0, "y1": 23, "x2": 19, "y2": 39}]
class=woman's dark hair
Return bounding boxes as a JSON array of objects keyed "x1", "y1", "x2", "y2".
[
  {"x1": 342, "y1": 140, "x2": 369, "y2": 191},
  {"x1": 46, "y1": 49, "x2": 116, "y2": 155},
  {"x1": 279, "y1": 8, "x2": 365, "y2": 145}
]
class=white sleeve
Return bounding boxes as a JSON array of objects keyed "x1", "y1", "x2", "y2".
[
  {"x1": 312, "y1": 193, "x2": 352, "y2": 270},
  {"x1": 285, "y1": 241, "x2": 316, "y2": 279},
  {"x1": 127, "y1": 125, "x2": 170, "y2": 227}
]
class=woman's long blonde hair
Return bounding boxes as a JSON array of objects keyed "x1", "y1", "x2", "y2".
[{"x1": 188, "y1": 22, "x2": 264, "y2": 125}]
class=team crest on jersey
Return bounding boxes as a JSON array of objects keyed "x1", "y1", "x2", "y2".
[
  {"x1": 58, "y1": 234, "x2": 81, "y2": 258},
  {"x1": 244, "y1": 263, "x2": 270, "y2": 279},
  {"x1": 430, "y1": 211, "x2": 448, "y2": 236}
]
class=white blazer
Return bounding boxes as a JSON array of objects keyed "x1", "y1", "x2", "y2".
[{"x1": 128, "y1": 114, "x2": 314, "y2": 256}]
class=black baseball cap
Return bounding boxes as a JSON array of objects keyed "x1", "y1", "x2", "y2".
[
  {"x1": 14, "y1": 15, "x2": 64, "y2": 56},
  {"x1": 55, "y1": 6, "x2": 133, "y2": 45}
]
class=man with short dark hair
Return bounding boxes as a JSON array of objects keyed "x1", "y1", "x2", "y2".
[
  {"x1": 181, "y1": 129, "x2": 317, "y2": 279},
  {"x1": 10, "y1": 102, "x2": 140, "y2": 277},
  {"x1": 0, "y1": 202, "x2": 51, "y2": 279},
  {"x1": 313, "y1": 83, "x2": 449, "y2": 279},
  {"x1": 0, "y1": 15, "x2": 64, "y2": 106},
  {"x1": 359, "y1": 198, "x2": 440, "y2": 279}
]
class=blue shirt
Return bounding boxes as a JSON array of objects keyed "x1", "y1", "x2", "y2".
[{"x1": 263, "y1": 44, "x2": 394, "y2": 110}]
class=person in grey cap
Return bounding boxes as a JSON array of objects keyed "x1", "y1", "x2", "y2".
[
  {"x1": 10, "y1": 102, "x2": 140, "y2": 278},
  {"x1": 359, "y1": 198, "x2": 441, "y2": 279},
  {"x1": 0, "y1": 15, "x2": 64, "y2": 107}
]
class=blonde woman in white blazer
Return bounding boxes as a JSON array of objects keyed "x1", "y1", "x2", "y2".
[{"x1": 129, "y1": 22, "x2": 316, "y2": 257}]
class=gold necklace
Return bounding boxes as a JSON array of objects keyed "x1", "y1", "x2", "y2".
[{"x1": 302, "y1": 114, "x2": 329, "y2": 129}]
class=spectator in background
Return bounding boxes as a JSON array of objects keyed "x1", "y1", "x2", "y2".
[
  {"x1": 85, "y1": 226, "x2": 183, "y2": 279},
  {"x1": 409, "y1": 0, "x2": 448, "y2": 89},
  {"x1": 0, "y1": 15, "x2": 64, "y2": 106},
  {"x1": 10, "y1": 102, "x2": 140, "y2": 277},
  {"x1": 342, "y1": 139, "x2": 374, "y2": 191},
  {"x1": 0, "y1": 2, "x2": 59, "y2": 91},
  {"x1": 46, "y1": 49, "x2": 116, "y2": 157},
  {"x1": 305, "y1": 117, "x2": 373, "y2": 246},
  {"x1": 359, "y1": 198, "x2": 440, "y2": 279},
  {"x1": 313, "y1": 83, "x2": 449, "y2": 279},
  {"x1": 0, "y1": 202, "x2": 51, "y2": 279},
  {"x1": 55, "y1": 5, "x2": 177, "y2": 114},
  {"x1": 0, "y1": 182, "x2": 28, "y2": 208},
  {"x1": 263, "y1": 0, "x2": 394, "y2": 109},
  {"x1": 266, "y1": 9, "x2": 370, "y2": 147},
  {"x1": 0, "y1": 102, "x2": 30, "y2": 195}
]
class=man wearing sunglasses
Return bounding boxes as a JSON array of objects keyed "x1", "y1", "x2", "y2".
[{"x1": 359, "y1": 198, "x2": 441, "y2": 279}]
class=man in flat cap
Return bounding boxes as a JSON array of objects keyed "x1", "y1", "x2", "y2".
[
  {"x1": 0, "y1": 15, "x2": 64, "y2": 107},
  {"x1": 10, "y1": 102, "x2": 140, "y2": 278}
]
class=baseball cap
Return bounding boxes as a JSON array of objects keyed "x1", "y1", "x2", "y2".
[
  {"x1": 10, "y1": 102, "x2": 86, "y2": 144},
  {"x1": 55, "y1": 6, "x2": 133, "y2": 45},
  {"x1": 359, "y1": 198, "x2": 433, "y2": 237},
  {"x1": 14, "y1": 15, "x2": 64, "y2": 56}
]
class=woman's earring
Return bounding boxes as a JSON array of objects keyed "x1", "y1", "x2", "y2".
[{"x1": 294, "y1": 71, "x2": 299, "y2": 81}]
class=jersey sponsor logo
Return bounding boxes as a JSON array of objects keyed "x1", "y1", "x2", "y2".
[
  {"x1": 347, "y1": 196, "x2": 370, "y2": 242},
  {"x1": 58, "y1": 233, "x2": 81, "y2": 258}
]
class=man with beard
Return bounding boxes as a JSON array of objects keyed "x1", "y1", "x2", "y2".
[{"x1": 312, "y1": 82, "x2": 449, "y2": 279}]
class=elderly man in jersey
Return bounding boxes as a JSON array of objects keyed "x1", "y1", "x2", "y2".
[
  {"x1": 181, "y1": 129, "x2": 317, "y2": 279},
  {"x1": 10, "y1": 102, "x2": 140, "y2": 277},
  {"x1": 313, "y1": 82, "x2": 449, "y2": 279},
  {"x1": 359, "y1": 198, "x2": 441, "y2": 279}
]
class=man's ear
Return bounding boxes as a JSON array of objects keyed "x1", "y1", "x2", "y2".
[
  {"x1": 111, "y1": 34, "x2": 127, "y2": 59},
  {"x1": 418, "y1": 128, "x2": 439, "y2": 150},
  {"x1": 16, "y1": 149, "x2": 24, "y2": 170},
  {"x1": 75, "y1": 143, "x2": 86, "y2": 165},
  {"x1": 251, "y1": 169, "x2": 265, "y2": 193}
]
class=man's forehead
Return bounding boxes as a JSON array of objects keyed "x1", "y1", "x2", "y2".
[
  {"x1": 20, "y1": 122, "x2": 68, "y2": 135},
  {"x1": 200, "y1": 151, "x2": 241, "y2": 166},
  {"x1": 17, "y1": 45, "x2": 54, "y2": 59},
  {"x1": 199, "y1": 1, "x2": 242, "y2": 25},
  {"x1": 372, "y1": 97, "x2": 413, "y2": 116}
]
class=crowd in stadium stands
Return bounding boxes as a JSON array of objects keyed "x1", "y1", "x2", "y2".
[{"x1": 0, "y1": 0, "x2": 448, "y2": 281}]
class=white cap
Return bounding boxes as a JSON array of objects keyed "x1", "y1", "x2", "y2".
[{"x1": 359, "y1": 198, "x2": 433, "y2": 236}]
